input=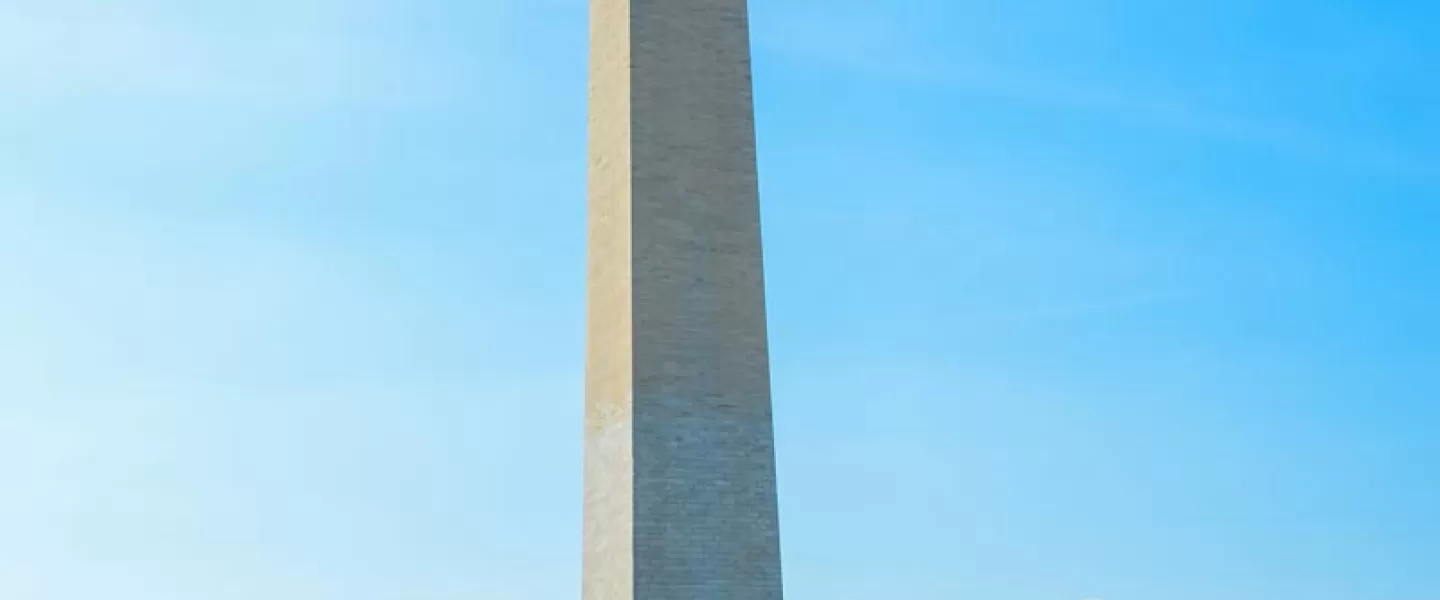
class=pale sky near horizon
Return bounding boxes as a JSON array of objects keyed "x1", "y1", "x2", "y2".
[{"x1": 2, "y1": 1, "x2": 1438, "y2": 599}]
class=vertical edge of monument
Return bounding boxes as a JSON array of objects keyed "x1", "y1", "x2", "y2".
[{"x1": 584, "y1": 0, "x2": 634, "y2": 598}]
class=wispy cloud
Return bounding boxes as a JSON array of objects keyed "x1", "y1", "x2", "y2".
[
  {"x1": 753, "y1": 4, "x2": 1436, "y2": 180},
  {"x1": 0, "y1": 186, "x2": 578, "y2": 600},
  {"x1": 963, "y1": 288, "x2": 1194, "y2": 331},
  {"x1": 0, "y1": 3, "x2": 448, "y2": 109}
]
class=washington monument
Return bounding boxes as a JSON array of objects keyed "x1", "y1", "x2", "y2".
[{"x1": 583, "y1": 0, "x2": 783, "y2": 598}]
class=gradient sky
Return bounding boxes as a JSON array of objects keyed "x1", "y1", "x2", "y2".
[{"x1": 2, "y1": 1, "x2": 1437, "y2": 599}]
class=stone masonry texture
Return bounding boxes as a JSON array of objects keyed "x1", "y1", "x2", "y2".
[{"x1": 584, "y1": 0, "x2": 783, "y2": 599}]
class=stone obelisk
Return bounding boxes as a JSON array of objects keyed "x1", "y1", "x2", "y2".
[{"x1": 584, "y1": 0, "x2": 782, "y2": 598}]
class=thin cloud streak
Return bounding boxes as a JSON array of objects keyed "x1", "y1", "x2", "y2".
[
  {"x1": 0, "y1": 6, "x2": 448, "y2": 108},
  {"x1": 965, "y1": 288, "x2": 1194, "y2": 330},
  {"x1": 754, "y1": 7, "x2": 1437, "y2": 181}
]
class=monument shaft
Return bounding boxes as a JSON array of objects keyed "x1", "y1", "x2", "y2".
[{"x1": 584, "y1": 0, "x2": 782, "y2": 598}]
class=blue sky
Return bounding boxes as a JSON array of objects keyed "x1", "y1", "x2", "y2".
[{"x1": 1, "y1": 0, "x2": 1437, "y2": 598}]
